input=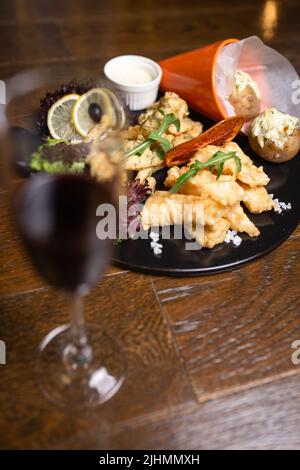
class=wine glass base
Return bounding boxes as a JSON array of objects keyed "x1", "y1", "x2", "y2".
[{"x1": 36, "y1": 324, "x2": 126, "y2": 408}]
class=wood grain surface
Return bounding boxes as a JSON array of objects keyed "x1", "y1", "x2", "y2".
[{"x1": 0, "y1": 0, "x2": 299, "y2": 450}]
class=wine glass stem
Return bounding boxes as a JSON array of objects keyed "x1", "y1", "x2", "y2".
[
  {"x1": 65, "y1": 294, "x2": 92, "y2": 369},
  {"x1": 71, "y1": 295, "x2": 87, "y2": 346}
]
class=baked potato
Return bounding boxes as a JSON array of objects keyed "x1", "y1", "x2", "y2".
[
  {"x1": 229, "y1": 70, "x2": 261, "y2": 122},
  {"x1": 249, "y1": 107, "x2": 300, "y2": 163}
]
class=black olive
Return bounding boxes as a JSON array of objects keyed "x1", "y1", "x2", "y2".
[{"x1": 88, "y1": 103, "x2": 102, "y2": 123}]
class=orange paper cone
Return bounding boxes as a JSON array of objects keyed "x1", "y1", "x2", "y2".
[{"x1": 159, "y1": 38, "x2": 239, "y2": 121}]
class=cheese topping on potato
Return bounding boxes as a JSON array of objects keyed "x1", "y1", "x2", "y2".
[
  {"x1": 234, "y1": 70, "x2": 261, "y2": 99},
  {"x1": 251, "y1": 107, "x2": 300, "y2": 149}
]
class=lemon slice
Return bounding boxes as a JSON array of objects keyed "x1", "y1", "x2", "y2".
[
  {"x1": 72, "y1": 88, "x2": 117, "y2": 137},
  {"x1": 47, "y1": 94, "x2": 83, "y2": 143}
]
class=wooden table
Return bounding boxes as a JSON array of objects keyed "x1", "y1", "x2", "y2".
[{"x1": 0, "y1": 0, "x2": 299, "y2": 450}]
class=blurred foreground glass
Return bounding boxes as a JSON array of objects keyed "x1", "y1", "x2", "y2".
[{"x1": 3, "y1": 69, "x2": 126, "y2": 407}]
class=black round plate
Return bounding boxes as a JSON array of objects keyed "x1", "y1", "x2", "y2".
[
  {"x1": 113, "y1": 112, "x2": 300, "y2": 276},
  {"x1": 10, "y1": 126, "x2": 43, "y2": 177}
]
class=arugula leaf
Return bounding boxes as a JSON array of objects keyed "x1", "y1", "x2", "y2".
[
  {"x1": 156, "y1": 112, "x2": 180, "y2": 135},
  {"x1": 129, "y1": 140, "x2": 152, "y2": 157},
  {"x1": 217, "y1": 161, "x2": 225, "y2": 179},
  {"x1": 156, "y1": 146, "x2": 167, "y2": 159},
  {"x1": 148, "y1": 133, "x2": 171, "y2": 153},
  {"x1": 235, "y1": 155, "x2": 242, "y2": 173},
  {"x1": 46, "y1": 137, "x2": 67, "y2": 146},
  {"x1": 169, "y1": 151, "x2": 242, "y2": 194},
  {"x1": 124, "y1": 112, "x2": 181, "y2": 159}
]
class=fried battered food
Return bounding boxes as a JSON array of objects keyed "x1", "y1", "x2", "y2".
[
  {"x1": 165, "y1": 166, "x2": 215, "y2": 188},
  {"x1": 189, "y1": 142, "x2": 270, "y2": 187},
  {"x1": 164, "y1": 165, "x2": 244, "y2": 206},
  {"x1": 158, "y1": 139, "x2": 273, "y2": 246},
  {"x1": 241, "y1": 185, "x2": 275, "y2": 213},
  {"x1": 141, "y1": 191, "x2": 205, "y2": 230},
  {"x1": 141, "y1": 191, "x2": 227, "y2": 231},
  {"x1": 203, "y1": 219, "x2": 230, "y2": 248},
  {"x1": 199, "y1": 199, "x2": 227, "y2": 226},
  {"x1": 123, "y1": 146, "x2": 163, "y2": 170},
  {"x1": 236, "y1": 160, "x2": 270, "y2": 187},
  {"x1": 122, "y1": 124, "x2": 143, "y2": 141},
  {"x1": 197, "y1": 175, "x2": 245, "y2": 206},
  {"x1": 139, "y1": 91, "x2": 190, "y2": 123},
  {"x1": 135, "y1": 165, "x2": 164, "y2": 183},
  {"x1": 145, "y1": 176, "x2": 157, "y2": 192},
  {"x1": 135, "y1": 165, "x2": 162, "y2": 192},
  {"x1": 123, "y1": 92, "x2": 203, "y2": 172},
  {"x1": 225, "y1": 203, "x2": 260, "y2": 237},
  {"x1": 188, "y1": 218, "x2": 230, "y2": 249}
]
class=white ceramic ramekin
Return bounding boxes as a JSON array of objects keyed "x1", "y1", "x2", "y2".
[{"x1": 104, "y1": 55, "x2": 162, "y2": 111}]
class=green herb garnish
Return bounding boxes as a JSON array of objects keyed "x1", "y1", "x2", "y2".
[
  {"x1": 124, "y1": 110, "x2": 180, "y2": 159},
  {"x1": 29, "y1": 137, "x2": 85, "y2": 174},
  {"x1": 169, "y1": 151, "x2": 242, "y2": 194},
  {"x1": 45, "y1": 137, "x2": 67, "y2": 146}
]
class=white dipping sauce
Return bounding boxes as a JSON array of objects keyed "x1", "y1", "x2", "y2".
[
  {"x1": 104, "y1": 55, "x2": 162, "y2": 110},
  {"x1": 108, "y1": 63, "x2": 154, "y2": 86}
]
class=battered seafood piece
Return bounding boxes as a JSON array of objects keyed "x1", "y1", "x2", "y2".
[
  {"x1": 141, "y1": 192, "x2": 205, "y2": 230},
  {"x1": 144, "y1": 176, "x2": 157, "y2": 192},
  {"x1": 142, "y1": 191, "x2": 227, "y2": 229},
  {"x1": 123, "y1": 146, "x2": 163, "y2": 170},
  {"x1": 164, "y1": 166, "x2": 245, "y2": 207},
  {"x1": 229, "y1": 70, "x2": 261, "y2": 121},
  {"x1": 191, "y1": 218, "x2": 230, "y2": 249},
  {"x1": 139, "y1": 90, "x2": 190, "y2": 123},
  {"x1": 161, "y1": 140, "x2": 273, "y2": 245},
  {"x1": 123, "y1": 92, "x2": 203, "y2": 172},
  {"x1": 135, "y1": 165, "x2": 164, "y2": 183},
  {"x1": 189, "y1": 142, "x2": 270, "y2": 187},
  {"x1": 142, "y1": 191, "x2": 230, "y2": 248},
  {"x1": 249, "y1": 108, "x2": 300, "y2": 162},
  {"x1": 241, "y1": 185, "x2": 275, "y2": 213},
  {"x1": 225, "y1": 203, "x2": 260, "y2": 237}
]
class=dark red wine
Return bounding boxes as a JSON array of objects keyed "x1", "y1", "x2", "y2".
[{"x1": 15, "y1": 174, "x2": 115, "y2": 294}]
